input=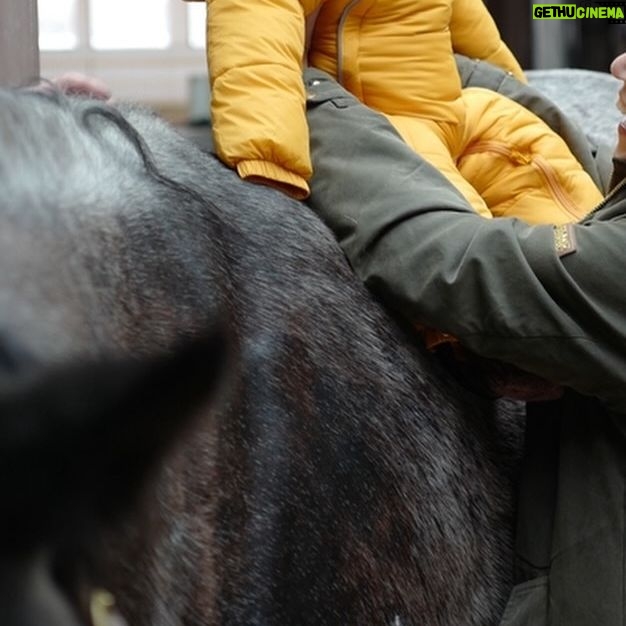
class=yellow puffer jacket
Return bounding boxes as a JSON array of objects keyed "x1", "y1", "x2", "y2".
[{"x1": 207, "y1": 0, "x2": 526, "y2": 200}]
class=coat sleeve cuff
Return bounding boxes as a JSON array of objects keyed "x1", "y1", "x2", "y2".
[{"x1": 237, "y1": 159, "x2": 310, "y2": 200}]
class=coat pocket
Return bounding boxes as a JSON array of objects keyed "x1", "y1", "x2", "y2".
[{"x1": 499, "y1": 576, "x2": 549, "y2": 626}]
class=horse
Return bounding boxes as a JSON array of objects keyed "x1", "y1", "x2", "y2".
[{"x1": 2, "y1": 67, "x2": 615, "y2": 625}]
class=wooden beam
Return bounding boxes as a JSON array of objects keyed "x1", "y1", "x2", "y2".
[{"x1": 0, "y1": 0, "x2": 40, "y2": 87}]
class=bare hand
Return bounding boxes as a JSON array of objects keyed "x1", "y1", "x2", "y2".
[
  {"x1": 29, "y1": 72, "x2": 112, "y2": 101},
  {"x1": 610, "y1": 53, "x2": 626, "y2": 158},
  {"x1": 611, "y1": 53, "x2": 626, "y2": 112},
  {"x1": 52, "y1": 72, "x2": 112, "y2": 100}
]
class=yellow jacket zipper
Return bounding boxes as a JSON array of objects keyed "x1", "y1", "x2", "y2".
[{"x1": 461, "y1": 141, "x2": 583, "y2": 220}]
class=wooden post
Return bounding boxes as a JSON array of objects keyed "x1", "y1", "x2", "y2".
[{"x1": 0, "y1": 0, "x2": 40, "y2": 87}]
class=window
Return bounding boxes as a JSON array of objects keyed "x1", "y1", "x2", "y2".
[
  {"x1": 38, "y1": 0, "x2": 78, "y2": 51},
  {"x1": 89, "y1": 0, "x2": 172, "y2": 50},
  {"x1": 38, "y1": 0, "x2": 208, "y2": 112}
]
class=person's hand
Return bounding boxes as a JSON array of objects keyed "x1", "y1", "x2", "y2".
[
  {"x1": 52, "y1": 72, "x2": 112, "y2": 100},
  {"x1": 610, "y1": 53, "x2": 626, "y2": 158},
  {"x1": 610, "y1": 53, "x2": 626, "y2": 112},
  {"x1": 29, "y1": 72, "x2": 112, "y2": 101}
]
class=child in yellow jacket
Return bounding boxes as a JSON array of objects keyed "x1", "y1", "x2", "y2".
[{"x1": 205, "y1": 0, "x2": 603, "y2": 226}]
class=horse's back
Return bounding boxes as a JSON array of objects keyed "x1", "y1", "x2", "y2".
[
  {"x1": 114, "y1": 102, "x2": 526, "y2": 625},
  {"x1": 0, "y1": 88, "x2": 527, "y2": 625}
]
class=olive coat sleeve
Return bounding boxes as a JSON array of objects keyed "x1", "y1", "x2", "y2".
[{"x1": 305, "y1": 67, "x2": 626, "y2": 414}]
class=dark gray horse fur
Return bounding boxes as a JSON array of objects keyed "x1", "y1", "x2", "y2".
[{"x1": 0, "y1": 87, "x2": 527, "y2": 625}]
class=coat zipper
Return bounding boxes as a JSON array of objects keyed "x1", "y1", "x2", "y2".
[
  {"x1": 336, "y1": 0, "x2": 362, "y2": 86},
  {"x1": 579, "y1": 175, "x2": 626, "y2": 222},
  {"x1": 461, "y1": 141, "x2": 583, "y2": 220}
]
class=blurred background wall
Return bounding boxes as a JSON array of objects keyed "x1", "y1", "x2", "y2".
[
  {"x1": 489, "y1": 0, "x2": 626, "y2": 71},
  {"x1": 4, "y1": 0, "x2": 626, "y2": 122},
  {"x1": 0, "y1": 0, "x2": 39, "y2": 87}
]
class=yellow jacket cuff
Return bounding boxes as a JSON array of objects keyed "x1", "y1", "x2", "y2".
[{"x1": 237, "y1": 159, "x2": 310, "y2": 200}]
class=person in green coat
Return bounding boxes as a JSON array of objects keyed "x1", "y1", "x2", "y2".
[{"x1": 305, "y1": 53, "x2": 626, "y2": 625}]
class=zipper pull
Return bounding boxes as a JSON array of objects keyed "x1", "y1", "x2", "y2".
[{"x1": 510, "y1": 150, "x2": 531, "y2": 166}]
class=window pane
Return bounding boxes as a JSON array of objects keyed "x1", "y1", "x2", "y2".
[
  {"x1": 38, "y1": 0, "x2": 78, "y2": 50},
  {"x1": 187, "y1": 3, "x2": 206, "y2": 50},
  {"x1": 89, "y1": 0, "x2": 170, "y2": 50}
]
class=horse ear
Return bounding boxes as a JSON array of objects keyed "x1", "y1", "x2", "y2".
[
  {"x1": 77, "y1": 326, "x2": 231, "y2": 511},
  {"x1": 0, "y1": 326, "x2": 230, "y2": 550}
]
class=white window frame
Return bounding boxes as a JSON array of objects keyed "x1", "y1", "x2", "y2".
[{"x1": 39, "y1": 0, "x2": 208, "y2": 110}]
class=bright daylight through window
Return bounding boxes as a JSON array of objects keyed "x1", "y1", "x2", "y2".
[{"x1": 38, "y1": 0, "x2": 208, "y2": 108}]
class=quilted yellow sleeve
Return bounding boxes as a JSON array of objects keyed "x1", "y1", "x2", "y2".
[
  {"x1": 450, "y1": 0, "x2": 527, "y2": 83},
  {"x1": 207, "y1": 0, "x2": 311, "y2": 199}
]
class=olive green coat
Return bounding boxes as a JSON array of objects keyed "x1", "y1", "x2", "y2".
[{"x1": 305, "y1": 56, "x2": 626, "y2": 625}]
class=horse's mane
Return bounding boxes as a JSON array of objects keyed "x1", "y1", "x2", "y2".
[{"x1": 0, "y1": 88, "x2": 207, "y2": 213}]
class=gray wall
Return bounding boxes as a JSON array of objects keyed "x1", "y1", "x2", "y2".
[
  {"x1": 0, "y1": 0, "x2": 39, "y2": 87},
  {"x1": 488, "y1": 0, "x2": 532, "y2": 68}
]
